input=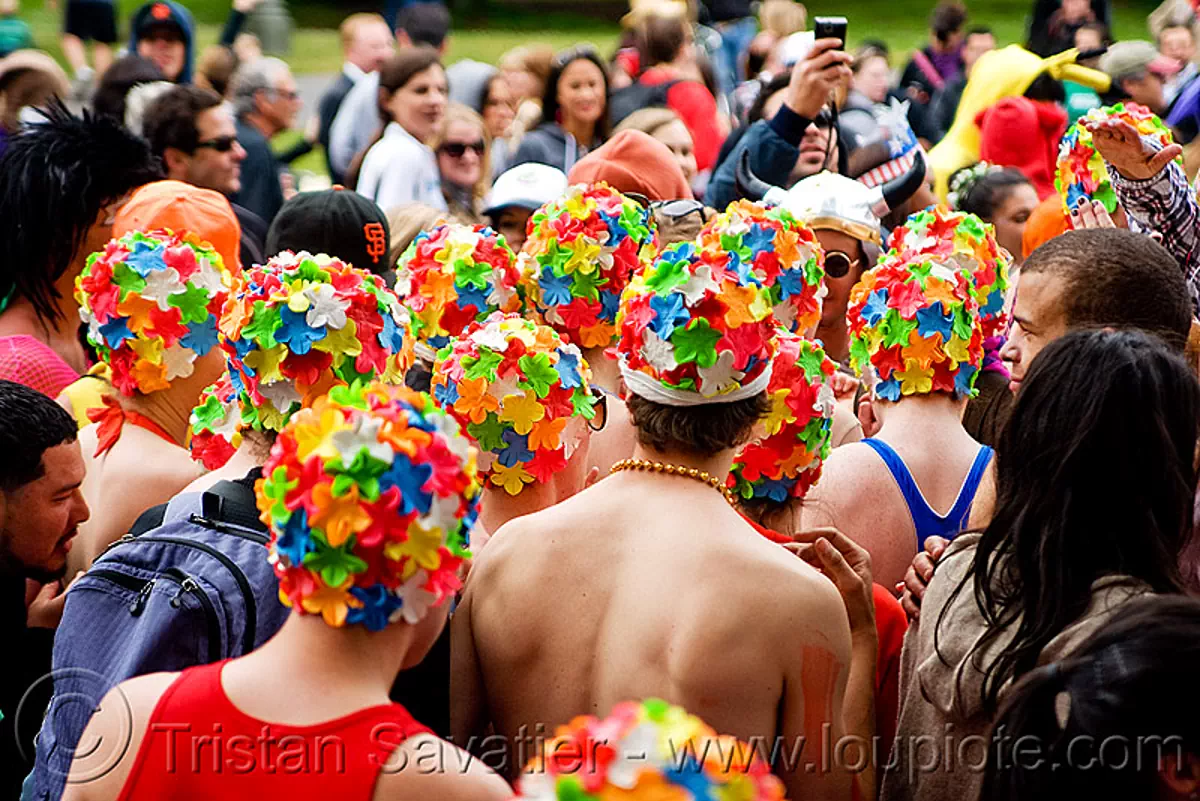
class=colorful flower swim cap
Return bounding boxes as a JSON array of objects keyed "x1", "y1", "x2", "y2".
[
  {"x1": 1056, "y1": 102, "x2": 1177, "y2": 214},
  {"x1": 883, "y1": 206, "x2": 1011, "y2": 337},
  {"x1": 76, "y1": 229, "x2": 232, "y2": 396},
  {"x1": 617, "y1": 240, "x2": 778, "y2": 406},
  {"x1": 255, "y1": 382, "x2": 479, "y2": 630},
  {"x1": 216, "y1": 251, "x2": 414, "y2": 443},
  {"x1": 697, "y1": 199, "x2": 826, "y2": 334},
  {"x1": 729, "y1": 331, "x2": 836, "y2": 504},
  {"x1": 430, "y1": 312, "x2": 596, "y2": 496},
  {"x1": 520, "y1": 182, "x2": 658, "y2": 349},
  {"x1": 189, "y1": 374, "x2": 240, "y2": 469},
  {"x1": 513, "y1": 698, "x2": 785, "y2": 801},
  {"x1": 394, "y1": 223, "x2": 523, "y2": 363},
  {"x1": 848, "y1": 253, "x2": 983, "y2": 401}
]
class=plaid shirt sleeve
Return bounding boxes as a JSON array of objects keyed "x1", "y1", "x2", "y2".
[{"x1": 1109, "y1": 159, "x2": 1200, "y2": 313}]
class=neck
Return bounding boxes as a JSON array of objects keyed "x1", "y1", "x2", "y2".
[
  {"x1": 480, "y1": 480, "x2": 558, "y2": 534},
  {"x1": 124, "y1": 383, "x2": 202, "y2": 447},
  {"x1": 244, "y1": 111, "x2": 277, "y2": 139},
  {"x1": 875, "y1": 392, "x2": 969, "y2": 434},
  {"x1": 249, "y1": 613, "x2": 415, "y2": 700},
  {"x1": 559, "y1": 115, "x2": 594, "y2": 146},
  {"x1": 628, "y1": 442, "x2": 737, "y2": 485},
  {"x1": 583, "y1": 346, "x2": 620, "y2": 394}
]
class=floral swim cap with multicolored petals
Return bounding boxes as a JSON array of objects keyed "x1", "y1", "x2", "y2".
[
  {"x1": 76, "y1": 229, "x2": 232, "y2": 396},
  {"x1": 513, "y1": 698, "x2": 786, "y2": 801},
  {"x1": 255, "y1": 383, "x2": 479, "y2": 630},
  {"x1": 188, "y1": 374, "x2": 241, "y2": 469},
  {"x1": 616, "y1": 240, "x2": 778, "y2": 406},
  {"x1": 848, "y1": 254, "x2": 983, "y2": 401},
  {"x1": 394, "y1": 223, "x2": 524, "y2": 363},
  {"x1": 1056, "y1": 102, "x2": 1177, "y2": 215},
  {"x1": 520, "y1": 182, "x2": 658, "y2": 349},
  {"x1": 697, "y1": 199, "x2": 826, "y2": 334},
  {"x1": 430, "y1": 312, "x2": 597, "y2": 496},
  {"x1": 884, "y1": 206, "x2": 1011, "y2": 337},
  {"x1": 729, "y1": 330, "x2": 836, "y2": 504},
  {"x1": 217, "y1": 251, "x2": 414, "y2": 439}
]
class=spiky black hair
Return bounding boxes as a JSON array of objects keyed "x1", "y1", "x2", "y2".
[{"x1": 0, "y1": 100, "x2": 163, "y2": 322}]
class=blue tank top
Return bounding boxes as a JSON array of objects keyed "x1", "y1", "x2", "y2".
[{"x1": 861, "y1": 438, "x2": 994, "y2": 550}]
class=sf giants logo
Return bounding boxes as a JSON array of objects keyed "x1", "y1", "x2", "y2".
[{"x1": 364, "y1": 223, "x2": 387, "y2": 265}]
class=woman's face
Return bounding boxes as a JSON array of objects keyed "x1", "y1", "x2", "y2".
[
  {"x1": 557, "y1": 58, "x2": 605, "y2": 129},
  {"x1": 482, "y1": 77, "x2": 516, "y2": 140},
  {"x1": 388, "y1": 64, "x2": 448, "y2": 143},
  {"x1": 653, "y1": 119, "x2": 697, "y2": 185},
  {"x1": 990, "y1": 183, "x2": 1040, "y2": 265},
  {"x1": 854, "y1": 56, "x2": 891, "y2": 104},
  {"x1": 437, "y1": 119, "x2": 486, "y2": 190}
]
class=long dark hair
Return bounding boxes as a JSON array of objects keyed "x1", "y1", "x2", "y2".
[
  {"x1": 540, "y1": 46, "x2": 611, "y2": 143},
  {"x1": 0, "y1": 101, "x2": 163, "y2": 322},
  {"x1": 377, "y1": 46, "x2": 444, "y2": 127},
  {"x1": 982, "y1": 595, "x2": 1200, "y2": 800},
  {"x1": 938, "y1": 329, "x2": 1198, "y2": 713},
  {"x1": 951, "y1": 166, "x2": 1031, "y2": 221}
]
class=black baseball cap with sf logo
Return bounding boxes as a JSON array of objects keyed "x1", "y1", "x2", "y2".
[{"x1": 266, "y1": 187, "x2": 392, "y2": 279}]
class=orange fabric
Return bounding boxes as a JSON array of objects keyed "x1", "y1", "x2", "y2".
[
  {"x1": 1022, "y1": 193, "x2": 1070, "y2": 259},
  {"x1": 87, "y1": 395, "x2": 176, "y2": 457},
  {"x1": 114, "y1": 180, "x2": 242, "y2": 272},
  {"x1": 567, "y1": 130, "x2": 692, "y2": 201}
]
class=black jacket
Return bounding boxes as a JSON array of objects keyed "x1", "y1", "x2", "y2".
[
  {"x1": 318, "y1": 73, "x2": 355, "y2": 185},
  {"x1": 233, "y1": 118, "x2": 285, "y2": 226},
  {"x1": 1, "y1": 572, "x2": 54, "y2": 797}
]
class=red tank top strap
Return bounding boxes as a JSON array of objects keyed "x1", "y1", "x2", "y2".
[{"x1": 87, "y1": 395, "x2": 177, "y2": 457}]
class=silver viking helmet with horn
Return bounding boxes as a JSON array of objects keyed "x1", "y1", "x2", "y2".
[{"x1": 734, "y1": 149, "x2": 927, "y2": 245}]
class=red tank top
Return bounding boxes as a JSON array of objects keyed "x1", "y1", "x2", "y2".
[{"x1": 118, "y1": 661, "x2": 433, "y2": 801}]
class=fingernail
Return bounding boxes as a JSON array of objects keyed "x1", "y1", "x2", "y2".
[{"x1": 1070, "y1": 207, "x2": 1079, "y2": 216}]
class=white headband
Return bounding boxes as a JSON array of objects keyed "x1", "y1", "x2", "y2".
[{"x1": 619, "y1": 358, "x2": 774, "y2": 407}]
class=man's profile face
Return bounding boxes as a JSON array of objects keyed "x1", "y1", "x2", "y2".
[
  {"x1": 349, "y1": 21, "x2": 395, "y2": 74},
  {"x1": 187, "y1": 105, "x2": 245, "y2": 195},
  {"x1": 1000, "y1": 270, "x2": 1070, "y2": 392},
  {"x1": 963, "y1": 32, "x2": 996, "y2": 73},
  {"x1": 1, "y1": 442, "x2": 89, "y2": 582}
]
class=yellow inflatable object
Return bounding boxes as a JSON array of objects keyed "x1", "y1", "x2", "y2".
[{"x1": 928, "y1": 45, "x2": 1112, "y2": 200}]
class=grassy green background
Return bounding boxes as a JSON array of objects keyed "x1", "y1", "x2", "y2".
[{"x1": 15, "y1": 0, "x2": 1160, "y2": 76}]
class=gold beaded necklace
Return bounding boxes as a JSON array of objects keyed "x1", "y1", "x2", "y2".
[{"x1": 609, "y1": 458, "x2": 738, "y2": 506}]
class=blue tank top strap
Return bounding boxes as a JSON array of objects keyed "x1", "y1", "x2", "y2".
[{"x1": 861, "y1": 438, "x2": 994, "y2": 550}]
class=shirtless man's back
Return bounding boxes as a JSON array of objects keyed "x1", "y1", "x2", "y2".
[{"x1": 454, "y1": 471, "x2": 854, "y2": 800}]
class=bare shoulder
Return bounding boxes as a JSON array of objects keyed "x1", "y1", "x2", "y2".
[
  {"x1": 374, "y1": 734, "x2": 513, "y2": 801},
  {"x1": 803, "y1": 443, "x2": 888, "y2": 521},
  {"x1": 63, "y1": 672, "x2": 180, "y2": 801}
]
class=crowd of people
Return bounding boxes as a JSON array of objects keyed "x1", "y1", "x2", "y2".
[{"x1": 3, "y1": 0, "x2": 1200, "y2": 799}]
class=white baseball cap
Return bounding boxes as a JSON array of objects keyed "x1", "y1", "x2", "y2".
[{"x1": 483, "y1": 163, "x2": 569, "y2": 217}]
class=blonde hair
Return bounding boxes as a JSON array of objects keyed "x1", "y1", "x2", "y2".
[
  {"x1": 498, "y1": 45, "x2": 556, "y2": 97},
  {"x1": 760, "y1": 0, "x2": 807, "y2": 37},
  {"x1": 387, "y1": 203, "x2": 451, "y2": 268},
  {"x1": 340, "y1": 12, "x2": 388, "y2": 52},
  {"x1": 615, "y1": 106, "x2": 684, "y2": 139},
  {"x1": 0, "y1": 0, "x2": 19, "y2": 16},
  {"x1": 429, "y1": 103, "x2": 492, "y2": 207}
]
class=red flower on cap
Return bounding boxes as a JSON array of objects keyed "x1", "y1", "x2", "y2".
[{"x1": 151, "y1": 3, "x2": 171, "y2": 19}]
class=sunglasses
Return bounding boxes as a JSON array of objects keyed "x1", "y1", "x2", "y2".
[
  {"x1": 587, "y1": 386, "x2": 608, "y2": 432},
  {"x1": 824, "y1": 250, "x2": 860, "y2": 279},
  {"x1": 650, "y1": 198, "x2": 708, "y2": 224},
  {"x1": 440, "y1": 141, "x2": 486, "y2": 158},
  {"x1": 811, "y1": 108, "x2": 835, "y2": 130},
  {"x1": 195, "y1": 135, "x2": 237, "y2": 153}
]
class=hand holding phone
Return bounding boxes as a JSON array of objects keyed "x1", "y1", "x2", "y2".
[{"x1": 813, "y1": 16, "x2": 848, "y2": 50}]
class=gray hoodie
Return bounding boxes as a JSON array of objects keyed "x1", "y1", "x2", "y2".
[
  {"x1": 880, "y1": 533, "x2": 1151, "y2": 801},
  {"x1": 510, "y1": 122, "x2": 593, "y2": 175}
]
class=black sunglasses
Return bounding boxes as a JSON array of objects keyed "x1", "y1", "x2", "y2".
[
  {"x1": 824, "y1": 250, "x2": 860, "y2": 279},
  {"x1": 587, "y1": 386, "x2": 608, "y2": 432},
  {"x1": 651, "y1": 198, "x2": 708, "y2": 224},
  {"x1": 195, "y1": 135, "x2": 237, "y2": 153},
  {"x1": 440, "y1": 140, "x2": 486, "y2": 158},
  {"x1": 811, "y1": 108, "x2": 835, "y2": 130}
]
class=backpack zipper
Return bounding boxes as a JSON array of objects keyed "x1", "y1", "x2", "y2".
[
  {"x1": 164, "y1": 568, "x2": 222, "y2": 663},
  {"x1": 86, "y1": 569, "x2": 154, "y2": 614}
]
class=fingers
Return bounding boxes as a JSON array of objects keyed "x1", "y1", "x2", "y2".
[
  {"x1": 830, "y1": 371, "x2": 858, "y2": 400},
  {"x1": 924, "y1": 535, "x2": 949, "y2": 561},
  {"x1": 1149, "y1": 143, "x2": 1184, "y2": 174},
  {"x1": 1089, "y1": 200, "x2": 1115, "y2": 227},
  {"x1": 913, "y1": 552, "x2": 936, "y2": 584},
  {"x1": 901, "y1": 588, "x2": 921, "y2": 620},
  {"x1": 34, "y1": 580, "x2": 62, "y2": 604},
  {"x1": 807, "y1": 39, "x2": 853, "y2": 63},
  {"x1": 66, "y1": 570, "x2": 86, "y2": 590}
]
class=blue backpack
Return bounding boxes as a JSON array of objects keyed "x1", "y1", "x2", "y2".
[{"x1": 27, "y1": 475, "x2": 290, "y2": 801}]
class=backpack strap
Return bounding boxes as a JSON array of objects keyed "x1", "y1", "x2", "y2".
[{"x1": 127, "y1": 469, "x2": 267, "y2": 541}]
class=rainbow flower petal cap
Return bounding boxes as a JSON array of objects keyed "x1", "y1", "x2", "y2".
[
  {"x1": 394, "y1": 223, "x2": 524, "y2": 363},
  {"x1": 884, "y1": 206, "x2": 1011, "y2": 337},
  {"x1": 1056, "y1": 102, "x2": 1177, "y2": 215},
  {"x1": 255, "y1": 382, "x2": 480, "y2": 630},
  {"x1": 520, "y1": 182, "x2": 659, "y2": 349},
  {"x1": 513, "y1": 698, "x2": 786, "y2": 801},
  {"x1": 216, "y1": 251, "x2": 414, "y2": 443},
  {"x1": 188, "y1": 374, "x2": 241, "y2": 469},
  {"x1": 847, "y1": 251, "x2": 983, "y2": 401},
  {"x1": 617, "y1": 240, "x2": 778, "y2": 406},
  {"x1": 729, "y1": 330, "x2": 836, "y2": 504},
  {"x1": 76, "y1": 229, "x2": 232, "y2": 396},
  {"x1": 430, "y1": 312, "x2": 596, "y2": 496},
  {"x1": 697, "y1": 199, "x2": 826, "y2": 334}
]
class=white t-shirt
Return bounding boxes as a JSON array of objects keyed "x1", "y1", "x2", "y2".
[{"x1": 356, "y1": 122, "x2": 447, "y2": 212}]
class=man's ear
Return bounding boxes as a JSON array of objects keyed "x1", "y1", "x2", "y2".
[
  {"x1": 396, "y1": 30, "x2": 412, "y2": 48},
  {"x1": 162, "y1": 146, "x2": 190, "y2": 177}
]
